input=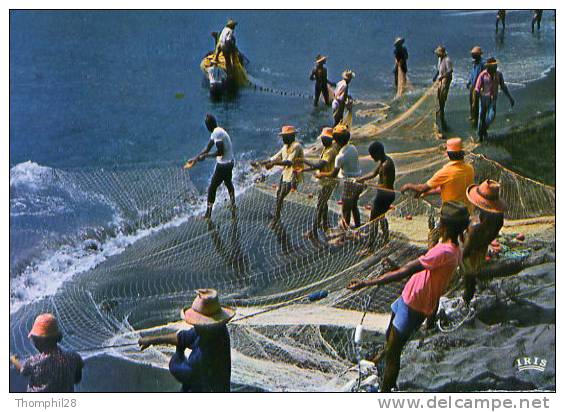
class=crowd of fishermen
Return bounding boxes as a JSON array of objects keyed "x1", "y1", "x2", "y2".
[{"x1": 10, "y1": 10, "x2": 544, "y2": 394}]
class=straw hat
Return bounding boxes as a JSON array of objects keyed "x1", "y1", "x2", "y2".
[
  {"x1": 446, "y1": 137, "x2": 463, "y2": 152},
  {"x1": 226, "y1": 19, "x2": 237, "y2": 29},
  {"x1": 278, "y1": 125, "x2": 297, "y2": 136},
  {"x1": 28, "y1": 313, "x2": 60, "y2": 338},
  {"x1": 394, "y1": 37, "x2": 405, "y2": 46},
  {"x1": 319, "y1": 127, "x2": 333, "y2": 139},
  {"x1": 435, "y1": 45, "x2": 446, "y2": 56},
  {"x1": 182, "y1": 289, "x2": 235, "y2": 326},
  {"x1": 315, "y1": 54, "x2": 327, "y2": 64},
  {"x1": 466, "y1": 180, "x2": 507, "y2": 214},
  {"x1": 342, "y1": 70, "x2": 355, "y2": 80},
  {"x1": 333, "y1": 124, "x2": 349, "y2": 136},
  {"x1": 470, "y1": 46, "x2": 483, "y2": 55},
  {"x1": 486, "y1": 57, "x2": 498, "y2": 66}
]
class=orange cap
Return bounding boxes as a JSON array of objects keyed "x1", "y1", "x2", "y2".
[
  {"x1": 28, "y1": 313, "x2": 60, "y2": 338},
  {"x1": 446, "y1": 137, "x2": 463, "y2": 152},
  {"x1": 333, "y1": 124, "x2": 349, "y2": 135},
  {"x1": 278, "y1": 125, "x2": 296, "y2": 136},
  {"x1": 319, "y1": 127, "x2": 333, "y2": 139}
]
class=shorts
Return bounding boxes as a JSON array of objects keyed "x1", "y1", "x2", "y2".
[
  {"x1": 391, "y1": 297, "x2": 426, "y2": 340},
  {"x1": 342, "y1": 179, "x2": 364, "y2": 203},
  {"x1": 372, "y1": 189, "x2": 396, "y2": 217}
]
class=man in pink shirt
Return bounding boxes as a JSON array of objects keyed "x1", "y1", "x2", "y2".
[
  {"x1": 475, "y1": 57, "x2": 515, "y2": 141},
  {"x1": 347, "y1": 201, "x2": 469, "y2": 392}
]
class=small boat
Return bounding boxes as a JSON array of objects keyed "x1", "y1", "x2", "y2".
[{"x1": 200, "y1": 50, "x2": 249, "y2": 96}]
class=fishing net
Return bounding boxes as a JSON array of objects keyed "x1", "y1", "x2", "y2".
[{"x1": 10, "y1": 85, "x2": 555, "y2": 392}]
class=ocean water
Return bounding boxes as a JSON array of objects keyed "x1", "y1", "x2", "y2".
[{"x1": 9, "y1": 10, "x2": 555, "y2": 312}]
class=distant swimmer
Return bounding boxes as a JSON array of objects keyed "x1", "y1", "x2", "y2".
[
  {"x1": 310, "y1": 55, "x2": 336, "y2": 107},
  {"x1": 432, "y1": 45, "x2": 453, "y2": 135},
  {"x1": 466, "y1": 46, "x2": 485, "y2": 126},
  {"x1": 303, "y1": 127, "x2": 338, "y2": 238},
  {"x1": 393, "y1": 37, "x2": 408, "y2": 97},
  {"x1": 347, "y1": 202, "x2": 470, "y2": 392},
  {"x1": 214, "y1": 19, "x2": 238, "y2": 75},
  {"x1": 496, "y1": 10, "x2": 506, "y2": 32},
  {"x1": 138, "y1": 289, "x2": 234, "y2": 393},
  {"x1": 317, "y1": 124, "x2": 362, "y2": 229},
  {"x1": 531, "y1": 9, "x2": 543, "y2": 33},
  {"x1": 191, "y1": 114, "x2": 236, "y2": 220},
  {"x1": 356, "y1": 141, "x2": 396, "y2": 254},
  {"x1": 10, "y1": 313, "x2": 84, "y2": 392},
  {"x1": 475, "y1": 57, "x2": 515, "y2": 141},
  {"x1": 401, "y1": 138, "x2": 474, "y2": 247},
  {"x1": 461, "y1": 180, "x2": 506, "y2": 305},
  {"x1": 332, "y1": 70, "x2": 355, "y2": 127},
  {"x1": 261, "y1": 125, "x2": 304, "y2": 227}
]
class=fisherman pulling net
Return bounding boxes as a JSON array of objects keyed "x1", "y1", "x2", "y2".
[{"x1": 10, "y1": 78, "x2": 555, "y2": 392}]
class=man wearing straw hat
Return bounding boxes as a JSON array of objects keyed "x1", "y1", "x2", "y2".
[
  {"x1": 310, "y1": 54, "x2": 336, "y2": 107},
  {"x1": 432, "y1": 45, "x2": 453, "y2": 134},
  {"x1": 401, "y1": 137, "x2": 474, "y2": 247},
  {"x1": 214, "y1": 19, "x2": 238, "y2": 76},
  {"x1": 460, "y1": 179, "x2": 506, "y2": 305},
  {"x1": 466, "y1": 46, "x2": 485, "y2": 126},
  {"x1": 317, "y1": 124, "x2": 362, "y2": 229},
  {"x1": 10, "y1": 313, "x2": 84, "y2": 392},
  {"x1": 303, "y1": 127, "x2": 339, "y2": 238},
  {"x1": 261, "y1": 125, "x2": 304, "y2": 227},
  {"x1": 138, "y1": 289, "x2": 235, "y2": 392},
  {"x1": 393, "y1": 37, "x2": 408, "y2": 96},
  {"x1": 474, "y1": 57, "x2": 515, "y2": 141},
  {"x1": 332, "y1": 70, "x2": 355, "y2": 127}
]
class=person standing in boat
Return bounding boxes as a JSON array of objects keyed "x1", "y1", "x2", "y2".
[
  {"x1": 214, "y1": 19, "x2": 238, "y2": 76},
  {"x1": 310, "y1": 54, "x2": 336, "y2": 107}
]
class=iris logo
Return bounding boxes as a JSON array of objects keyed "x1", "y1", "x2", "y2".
[{"x1": 515, "y1": 356, "x2": 547, "y2": 373}]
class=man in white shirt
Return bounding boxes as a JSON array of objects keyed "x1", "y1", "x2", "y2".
[
  {"x1": 317, "y1": 124, "x2": 363, "y2": 229},
  {"x1": 332, "y1": 70, "x2": 355, "y2": 127},
  {"x1": 214, "y1": 19, "x2": 238, "y2": 76},
  {"x1": 432, "y1": 46, "x2": 453, "y2": 133},
  {"x1": 194, "y1": 114, "x2": 236, "y2": 219}
]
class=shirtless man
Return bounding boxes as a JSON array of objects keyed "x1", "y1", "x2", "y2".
[
  {"x1": 461, "y1": 180, "x2": 506, "y2": 304},
  {"x1": 356, "y1": 141, "x2": 396, "y2": 253}
]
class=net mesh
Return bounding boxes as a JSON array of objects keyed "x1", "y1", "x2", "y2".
[{"x1": 10, "y1": 86, "x2": 555, "y2": 392}]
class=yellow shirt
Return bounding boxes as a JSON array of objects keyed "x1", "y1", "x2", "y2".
[
  {"x1": 320, "y1": 145, "x2": 338, "y2": 174},
  {"x1": 426, "y1": 160, "x2": 475, "y2": 210},
  {"x1": 271, "y1": 141, "x2": 304, "y2": 183}
]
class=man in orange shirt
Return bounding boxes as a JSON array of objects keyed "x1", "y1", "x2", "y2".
[{"x1": 401, "y1": 138, "x2": 474, "y2": 246}]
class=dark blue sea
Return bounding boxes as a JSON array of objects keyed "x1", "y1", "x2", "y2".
[{"x1": 10, "y1": 10, "x2": 555, "y2": 312}]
